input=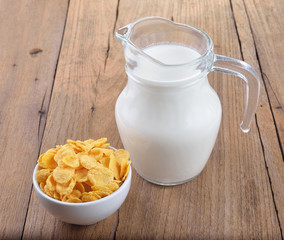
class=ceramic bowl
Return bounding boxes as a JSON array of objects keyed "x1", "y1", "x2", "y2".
[{"x1": 32, "y1": 164, "x2": 131, "y2": 225}]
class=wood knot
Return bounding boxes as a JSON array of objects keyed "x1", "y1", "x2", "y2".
[
  {"x1": 38, "y1": 110, "x2": 45, "y2": 115},
  {"x1": 30, "y1": 48, "x2": 43, "y2": 56},
  {"x1": 91, "y1": 106, "x2": 95, "y2": 113}
]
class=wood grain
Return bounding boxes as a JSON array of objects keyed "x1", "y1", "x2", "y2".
[
  {"x1": 243, "y1": 0, "x2": 284, "y2": 152},
  {"x1": 231, "y1": 0, "x2": 284, "y2": 235},
  {"x1": 10, "y1": 0, "x2": 282, "y2": 239},
  {"x1": 241, "y1": 0, "x2": 284, "y2": 231},
  {"x1": 0, "y1": 0, "x2": 68, "y2": 238}
]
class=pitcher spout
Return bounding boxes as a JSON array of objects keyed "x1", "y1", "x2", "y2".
[{"x1": 116, "y1": 24, "x2": 131, "y2": 44}]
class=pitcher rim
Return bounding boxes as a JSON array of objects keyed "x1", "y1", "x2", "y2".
[{"x1": 116, "y1": 16, "x2": 214, "y2": 67}]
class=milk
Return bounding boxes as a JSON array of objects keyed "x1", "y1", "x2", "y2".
[
  {"x1": 115, "y1": 44, "x2": 222, "y2": 185},
  {"x1": 144, "y1": 44, "x2": 201, "y2": 65}
]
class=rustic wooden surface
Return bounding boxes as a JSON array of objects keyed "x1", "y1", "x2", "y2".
[{"x1": 0, "y1": 0, "x2": 283, "y2": 239}]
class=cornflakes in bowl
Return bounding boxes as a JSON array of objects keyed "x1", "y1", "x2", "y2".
[{"x1": 33, "y1": 138, "x2": 131, "y2": 225}]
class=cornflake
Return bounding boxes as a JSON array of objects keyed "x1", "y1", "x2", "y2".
[{"x1": 36, "y1": 138, "x2": 131, "y2": 203}]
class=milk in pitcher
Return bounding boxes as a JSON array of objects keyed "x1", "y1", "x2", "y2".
[{"x1": 115, "y1": 44, "x2": 222, "y2": 185}]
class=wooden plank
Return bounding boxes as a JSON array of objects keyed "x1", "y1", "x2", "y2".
[
  {"x1": 242, "y1": 0, "x2": 284, "y2": 153},
  {"x1": 22, "y1": 0, "x2": 121, "y2": 239},
  {"x1": 0, "y1": 0, "x2": 69, "y2": 239},
  {"x1": 235, "y1": 0, "x2": 284, "y2": 231},
  {"x1": 22, "y1": 0, "x2": 282, "y2": 239}
]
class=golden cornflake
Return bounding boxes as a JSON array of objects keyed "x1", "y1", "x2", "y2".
[
  {"x1": 99, "y1": 155, "x2": 111, "y2": 168},
  {"x1": 39, "y1": 182, "x2": 45, "y2": 192},
  {"x1": 95, "y1": 190, "x2": 111, "y2": 198},
  {"x1": 91, "y1": 185, "x2": 113, "y2": 195},
  {"x1": 93, "y1": 138, "x2": 108, "y2": 148},
  {"x1": 56, "y1": 178, "x2": 76, "y2": 196},
  {"x1": 46, "y1": 175, "x2": 56, "y2": 192},
  {"x1": 105, "y1": 181, "x2": 120, "y2": 192},
  {"x1": 78, "y1": 153, "x2": 101, "y2": 170},
  {"x1": 122, "y1": 161, "x2": 131, "y2": 181},
  {"x1": 38, "y1": 152, "x2": 57, "y2": 169},
  {"x1": 114, "y1": 149, "x2": 130, "y2": 179},
  {"x1": 74, "y1": 181, "x2": 85, "y2": 193},
  {"x1": 54, "y1": 145, "x2": 76, "y2": 167},
  {"x1": 81, "y1": 192, "x2": 101, "y2": 202},
  {"x1": 62, "y1": 155, "x2": 80, "y2": 168},
  {"x1": 53, "y1": 167, "x2": 75, "y2": 184},
  {"x1": 36, "y1": 169, "x2": 51, "y2": 183},
  {"x1": 109, "y1": 153, "x2": 120, "y2": 180},
  {"x1": 43, "y1": 184, "x2": 54, "y2": 198},
  {"x1": 88, "y1": 166, "x2": 114, "y2": 186},
  {"x1": 66, "y1": 197, "x2": 82, "y2": 203},
  {"x1": 89, "y1": 148, "x2": 104, "y2": 161},
  {"x1": 75, "y1": 168, "x2": 89, "y2": 182},
  {"x1": 53, "y1": 191, "x2": 61, "y2": 200},
  {"x1": 36, "y1": 138, "x2": 130, "y2": 203},
  {"x1": 70, "y1": 189, "x2": 82, "y2": 199}
]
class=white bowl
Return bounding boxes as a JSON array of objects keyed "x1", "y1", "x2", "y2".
[{"x1": 32, "y1": 164, "x2": 131, "y2": 225}]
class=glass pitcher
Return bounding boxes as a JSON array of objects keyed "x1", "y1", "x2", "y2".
[{"x1": 115, "y1": 17, "x2": 260, "y2": 186}]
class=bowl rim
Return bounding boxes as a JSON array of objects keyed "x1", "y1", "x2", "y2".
[{"x1": 33, "y1": 163, "x2": 132, "y2": 206}]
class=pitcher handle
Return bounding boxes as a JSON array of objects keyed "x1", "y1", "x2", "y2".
[{"x1": 212, "y1": 54, "x2": 260, "y2": 133}]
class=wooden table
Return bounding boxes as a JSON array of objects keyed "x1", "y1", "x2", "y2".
[{"x1": 1, "y1": 0, "x2": 283, "y2": 239}]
